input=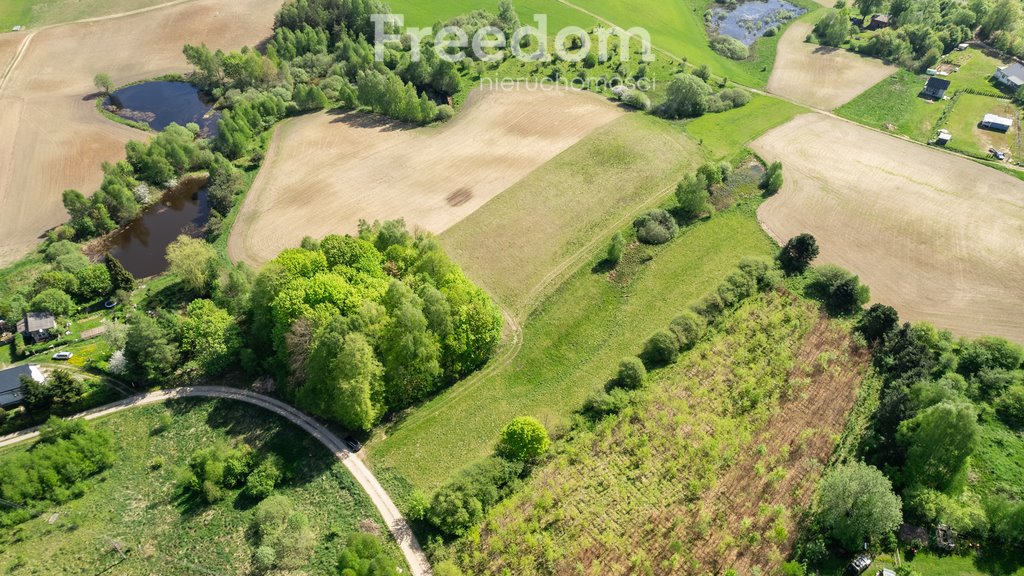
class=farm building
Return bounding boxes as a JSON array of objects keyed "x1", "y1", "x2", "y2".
[
  {"x1": 980, "y1": 113, "x2": 1013, "y2": 132},
  {"x1": 863, "y1": 14, "x2": 891, "y2": 30},
  {"x1": 922, "y1": 77, "x2": 950, "y2": 99},
  {"x1": 16, "y1": 312, "x2": 57, "y2": 343},
  {"x1": 936, "y1": 129, "x2": 952, "y2": 145},
  {"x1": 0, "y1": 364, "x2": 44, "y2": 408},
  {"x1": 994, "y1": 62, "x2": 1024, "y2": 90}
]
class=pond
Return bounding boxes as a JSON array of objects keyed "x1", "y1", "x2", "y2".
[
  {"x1": 105, "y1": 177, "x2": 211, "y2": 279},
  {"x1": 709, "y1": 0, "x2": 806, "y2": 46},
  {"x1": 104, "y1": 81, "x2": 220, "y2": 136}
]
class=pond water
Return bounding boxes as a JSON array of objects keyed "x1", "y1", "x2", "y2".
[
  {"x1": 709, "y1": 0, "x2": 806, "y2": 46},
  {"x1": 104, "y1": 81, "x2": 220, "y2": 136},
  {"x1": 106, "y1": 177, "x2": 211, "y2": 279}
]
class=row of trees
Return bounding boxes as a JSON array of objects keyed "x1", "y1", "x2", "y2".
[{"x1": 657, "y1": 73, "x2": 751, "y2": 119}]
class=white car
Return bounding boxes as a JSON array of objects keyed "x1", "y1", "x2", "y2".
[{"x1": 52, "y1": 351, "x2": 74, "y2": 360}]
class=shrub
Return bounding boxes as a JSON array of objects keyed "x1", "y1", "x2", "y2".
[
  {"x1": 675, "y1": 174, "x2": 711, "y2": 220},
  {"x1": 428, "y1": 457, "x2": 524, "y2": 536},
  {"x1": 621, "y1": 89, "x2": 652, "y2": 110},
  {"x1": 435, "y1": 104, "x2": 455, "y2": 121},
  {"x1": 808, "y1": 264, "x2": 870, "y2": 316},
  {"x1": 616, "y1": 357, "x2": 646, "y2": 389},
  {"x1": 660, "y1": 74, "x2": 711, "y2": 118},
  {"x1": 606, "y1": 232, "x2": 626, "y2": 265},
  {"x1": 245, "y1": 456, "x2": 283, "y2": 499},
  {"x1": 337, "y1": 533, "x2": 403, "y2": 576},
  {"x1": 642, "y1": 330, "x2": 679, "y2": 367},
  {"x1": 710, "y1": 35, "x2": 750, "y2": 60},
  {"x1": 995, "y1": 385, "x2": 1024, "y2": 429},
  {"x1": 495, "y1": 416, "x2": 550, "y2": 462},
  {"x1": 633, "y1": 209, "x2": 678, "y2": 245},
  {"x1": 252, "y1": 495, "x2": 315, "y2": 570},
  {"x1": 778, "y1": 233, "x2": 819, "y2": 274},
  {"x1": 761, "y1": 160, "x2": 783, "y2": 194},
  {"x1": 583, "y1": 387, "x2": 633, "y2": 417},
  {"x1": 669, "y1": 311, "x2": 707, "y2": 350}
]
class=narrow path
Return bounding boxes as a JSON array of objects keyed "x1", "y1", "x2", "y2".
[{"x1": 0, "y1": 386, "x2": 432, "y2": 576}]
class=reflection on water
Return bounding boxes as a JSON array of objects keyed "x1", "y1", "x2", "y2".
[{"x1": 104, "y1": 81, "x2": 220, "y2": 137}]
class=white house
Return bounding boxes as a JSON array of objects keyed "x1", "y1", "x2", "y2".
[{"x1": 994, "y1": 62, "x2": 1024, "y2": 90}]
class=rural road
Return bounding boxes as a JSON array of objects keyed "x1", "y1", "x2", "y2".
[{"x1": 0, "y1": 385, "x2": 433, "y2": 576}]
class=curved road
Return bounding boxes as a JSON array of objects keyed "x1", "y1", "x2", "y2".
[{"x1": 0, "y1": 386, "x2": 432, "y2": 576}]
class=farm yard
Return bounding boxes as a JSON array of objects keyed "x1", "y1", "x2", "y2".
[
  {"x1": 227, "y1": 87, "x2": 624, "y2": 266},
  {"x1": 0, "y1": 0, "x2": 281, "y2": 265},
  {"x1": 835, "y1": 70, "x2": 947, "y2": 142},
  {"x1": 753, "y1": 113, "x2": 1024, "y2": 342},
  {"x1": 767, "y1": 22, "x2": 896, "y2": 110},
  {"x1": 942, "y1": 93, "x2": 1019, "y2": 159}
]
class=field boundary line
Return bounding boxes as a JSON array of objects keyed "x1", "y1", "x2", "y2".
[{"x1": 0, "y1": 385, "x2": 433, "y2": 576}]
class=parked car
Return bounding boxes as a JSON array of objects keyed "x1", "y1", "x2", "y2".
[
  {"x1": 990, "y1": 147, "x2": 1006, "y2": 160},
  {"x1": 344, "y1": 437, "x2": 363, "y2": 452},
  {"x1": 845, "y1": 554, "x2": 872, "y2": 576},
  {"x1": 876, "y1": 569, "x2": 897, "y2": 576},
  {"x1": 52, "y1": 351, "x2": 74, "y2": 360}
]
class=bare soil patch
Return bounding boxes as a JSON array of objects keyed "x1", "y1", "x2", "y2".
[
  {"x1": 768, "y1": 22, "x2": 896, "y2": 110},
  {"x1": 0, "y1": 0, "x2": 280, "y2": 265},
  {"x1": 753, "y1": 113, "x2": 1024, "y2": 343},
  {"x1": 227, "y1": 87, "x2": 625, "y2": 266}
]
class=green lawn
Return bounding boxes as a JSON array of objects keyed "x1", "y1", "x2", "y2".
[
  {"x1": 685, "y1": 94, "x2": 806, "y2": 159},
  {"x1": 972, "y1": 420, "x2": 1024, "y2": 501},
  {"x1": 0, "y1": 0, "x2": 170, "y2": 29},
  {"x1": 835, "y1": 69, "x2": 945, "y2": 142},
  {"x1": 369, "y1": 200, "x2": 777, "y2": 492},
  {"x1": 856, "y1": 552, "x2": 1024, "y2": 576},
  {"x1": 0, "y1": 0, "x2": 32, "y2": 30},
  {"x1": 942, "y1": 48, "x2": 1013, "y2": 96},
  {"x1": 0, "y1": 398, "x2": 405, "y2": 575},
  {"x1": 943, "y1": 93, "x2": 1018, "y2": 158}
]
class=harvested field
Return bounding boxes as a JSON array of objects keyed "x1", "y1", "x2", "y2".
[
  {"x1": 227, "y1": 87, "x2": 625, "y2": 266},
  {"x1": 0, "y1": 0, "x2": 280, "y2": 265},
  {"x1": 753, "y1": 113, "x2": 1024, "y2": 343},
  {"x1": 768, "y1": 22, "x2": 895, "y2": 110}
]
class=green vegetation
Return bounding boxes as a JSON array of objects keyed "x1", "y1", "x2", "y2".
[
  {"x1": 685, "y1": 94, "x2": 805, "y2": 159},
  {"x1": 0, "y1": 399, "x2": 405, "y2": 575},
  {"x1": 835, "y1": 70, "x2": 944, "y2": 142},
  {"x1": 943, "y1": 93, "x2": 1017, "y2": 158}
]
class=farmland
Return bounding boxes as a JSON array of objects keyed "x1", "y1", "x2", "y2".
[
  {"x1": 0, "y1": 0, "x2": 281, "y2": 265},
  {"x1": 752, "y1": 114, "x2": 1024, "y2": 342},
  {"x1": 0, "y1": 0, "x2": 173, "y2": 29},
  {"x1": 684, "y1": 94, "x2": 806, "y2": 160},
  {"x1": 370, "y1": 190, "x2": 777, "y2": 492},
  {"x1": 767, "y1": 22, "x2": 896, "y2": 110},
  {"x1": 0, "y1": 398, "x2": 403, "y2": 575},
  {"x1": 227, "y1": 87, "x2": 624, "y2": 266},
  {"x1": 447, "y1": 291, "x2": 870, "y2": 574}
]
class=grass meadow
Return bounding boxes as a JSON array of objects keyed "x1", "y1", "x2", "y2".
[
  {"x1": 943, "y1": 93, "x2": 1018, "y2": 158},
  {"x1": 0, "y1": 0, "x2": 171, "y2": 28},
  {"x1": 835, "y1": 70, "x2": 945, "y2": 142},
  {"x1": 0, "y1": 398, "x2": 401, "y2": 575},
  {"x1": 685, "y1": 94, "x2": 806, "y2": 160}
]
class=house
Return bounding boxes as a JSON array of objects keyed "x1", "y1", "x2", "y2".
[
  {"x1": 981, "y1": 113, "x2": 1013, "y2": 132},
  {"x1": 922, "y1": 77, "x2": 950, "y2": 99},
  {"x1": 864, "y1": 14, "x2": 891, "y2": 30},
  {"x1": 936, "y1": 129, "x2": 952, "y2": 145},
  {"x1": 0, "y1": 365, "x2": 44, "y2": 408},
  {"x1": 16, "y1": 312, "x2": 57, "y2": 344},
  {"x1": 994, "y1": 62, "x2": 1024, "y2": 90}
]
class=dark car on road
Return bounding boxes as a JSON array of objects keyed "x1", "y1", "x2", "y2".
[{"x1": 344, "y1": 437, "x2": 363, "y2": 452}]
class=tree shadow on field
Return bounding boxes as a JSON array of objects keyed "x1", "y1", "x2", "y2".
[
  {"x1": 82, "y1": 91, "x2": 105, "y2": 101},
  {"x1": 812, "y1": 45, "x2": 841, "y2": 56},
  {"x1": 326, "y1": 108, "x2": 416, "y2": 133}
]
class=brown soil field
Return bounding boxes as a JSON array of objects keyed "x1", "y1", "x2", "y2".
[
  {"x1": 227, "y1": 87, "x2": 626, "y2": 266},
  {"x1": 0, "y1": 0, "x2": 280, "y2": 265},
  {"x1": 768, "y1": 22, "x2": 896, "y2": 110},
  {"x1": 753, "y1": 113, "x2": 1024, "y2": 343}
]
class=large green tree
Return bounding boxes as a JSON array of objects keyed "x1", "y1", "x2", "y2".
[
  {"x1": 178, "y1": 299, "x2": 240, "y2": 375},
  {"x1": 898, "y1": 400, "x2": 979, "y2": 491},
  {"x1": 378, "y1": 280, "x2": 441, "y2": 408},
  {"x1": 298, "y1": 325, "x2": 382, "y2": 431},
  {"x1": 166, "y1": 235, "x2": 220, "y2": 295},
  {"x1": 817, "y1": 461, "x2": 903, "y2": 550},
  {"x1": 124, "y1": 314, "x2": 180, "y2": 384},
  {"x1": 495, "y1": 416, "x2": 550, "y2": 462}
]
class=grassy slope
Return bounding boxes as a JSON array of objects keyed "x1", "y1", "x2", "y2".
[
  {"x1": 685, "y1": 94, "x2": 806, "y2": 160},
  {"x1": 371, "y1": 200, "x2": 776, "y2": 492},
  {"x1": 0, "y1": 0, "x2": 170, "y2": 28},
  {"x1": 835, "y1": 70, "x2": 944, "y2": 142},
  {"x1": 0, "y1": 399, "x2": 404, "y2": 575}
]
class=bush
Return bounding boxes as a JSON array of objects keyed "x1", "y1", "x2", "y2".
[
  {"x1": 252, "y1": 495, "x2": 315, "y2": 570},
  {"x1": 778, "y1": 233, "x2": 819, "y2": 274},
  {"x1": 616, "y1": 357, "x2": 646, "y2": 389},
  {"x1": 808, "y1": 264, "x2": 870, "y2": 316},
  {"x1": 583, "y1": 387, "x2": 633, "y2": 417},
  {"x1": 606, "y1": 232, "x2": 626, "y2": 265},
  {"x1": 337, "y1": 532, "x2": 403, "y2": 576},
  {"x1": 633, "y1": 209, "x2": 678, "y2": 245},
  {"x1": 669, "y1": 311, "x2": 707, "y2": 351},
  {"x1": 642, "y1": 330, "x2": 679, "y2": 367},
  {"x1": 761, "y1": 160, "x2": 783, "y2": 194},
  {"x1": 428, "y1": 457, "x2": 524, "y2": 536},
  {"x1": 245, "y1": 456, "x2": 283, "y2": 499},
  {"x1": 660, "y1": 74, "x2": 711, "y2": 119},
  {"x1": 710, "y1": 34, "x2": 749, "y2": 60},
  {"x1": 996, "y1": 385, "x2": 1024, "y2": 429},
  {"x1": 620, "y1": 89, "x2": 652, "y2": 110},
  {"x1": 675, "y1": 174, "x2": 711, "y2": 220},
  {"x1": 495, "y1": 416, "x2": 550, "y2": 462}
]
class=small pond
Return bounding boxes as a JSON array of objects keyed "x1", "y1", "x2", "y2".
[
  {"x1": 104, "y1": 81, "x2": 220, "y2": 136},
  {"x1": 709, "y1": 0, "x2": 806, "y2": 46},
  {"x1": 105, "y1": 177, "x2": 211, "y2": 279}
]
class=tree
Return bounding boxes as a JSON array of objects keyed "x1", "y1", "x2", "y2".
[
  {"x1": 124, "y1": 314, "x2": 180, "y2": 383},
  {"x1": 669, "y1": 311, "x2": 706, "y2": 350},
  {"x1": 809, "y1": 264, "x2": 870, "y2": 315},
  {"x1": 761, "y1": 160, "x2": 784, "y2": 194},
  {"x1": 298, "y1": 328, "x2": 382, "y2": 431},
  {"x1": 981, "y1": 0, "x2": 1021, "y2": 38},
  {"x1": 996, "y1": 385, "x2": 1024, "y2": 429},
  {"x1": 336, "y1": 533, "x2": 403, "y2": 576},
  {"x1": 898, "y1": 400, "x2": 978, "y2": 491},
  {"x1": 178, "y1": 299, "x2": 240, "y2": 375},
  {"x1": 48, "y1": 369, "x2": 86, "y2": 406},
  {"x1": 30, "y1": 288, "x2": 75, "y2": 316},
  {"x1": 633, "y1": 209, "x2": 678, "y2": 245},
  {"x1": 858, "y1": 304, "x2": 900, "y2": 345},
  {"x1": 616, "y1": 357, "x2": 646, "y2": 389},
  {"x1": 495, "y1": 416, "x2": 550, "y2": 462},
  {"x1": 642, "y1": 330, "x2": 680, "y2": 367},
  {"x1": 778, "y1": 233, "x2": 819, "y2": 274},
  {"x1": 378, "y1": 281, "x2": 442, "y2": 408},
  {"x1": 166, "y1": 235, "x2": 220, "y2": 294},
  {"x1": 74, "y1": 265, "x2": 113, "y2": 300},
  {"x1": 104, "y1": 252, "x2": 136, "y2": 293},
  {"x1": 816, "y1": 461, "x2": 903, "y2": 550},
  {"x1": 675, "y1": 173, "x2": 711, "y2": 220},
  {"x1": 606, "y1": 232, "x2": 626, "y2": 265},
  {"x1": 245, "y1": 456, "x2": 283, "y2": 500},
  {"x1": 93, "y1": 73, "x2": 114, "y2": 95},
  {"x1": 661, "y1": 74, "x2": 711, "y2": 118},
  {"x1": 855, "y1": 0, "x2": 885, "y2": 18},
  {"x1": 814, "y1": 7, "x2": 853, "y2": 46}
]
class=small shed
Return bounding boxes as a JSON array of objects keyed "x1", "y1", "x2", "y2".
[
  {"x1": 0, "y1": 364, "x2": 44, "y2": 408},
  {"x1": 864, "y1": 14, "x2": 891, "y2": 30},
  {"x1": 981, "y1": 113, "x2": 1013, "y2": 132},
  {"x1": 16, "y1": 312, "x2": 57, "y2": 344},
  {"x1": 936, "y1": 129, "x2": 952, "y2": 146},
  {"x1": 922, "y1": 77, "x2": 950, "y2": 99},
  {"x1": 994, "y1": 62, "x2": 1024, "y2": 90},
  {"x1": 11, "y1": 25, "x2": 23, "y2": 32}
]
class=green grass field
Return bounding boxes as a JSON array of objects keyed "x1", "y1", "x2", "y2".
[
  {"x1": 370, "y1": 198, "x2": 777, "y2": 492},
  {"x1": 685, "y1": 94, "x2": 806, "y2": 160},
  {"x1": 943, "y1": 93, "x2": 1018, "y2": 158},
  {"x1": 942, "y1": 48, "x2": 1013, "y2": 96},
  {"x1": 835, "y1": 70, "x2": 945, "y2": 142},
  {"x1": 0, "y1": 0, "x2": 170, "y2": 29},
  {"x1": 0, "y1": 398, "x2": 404, "y2": 575}
]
